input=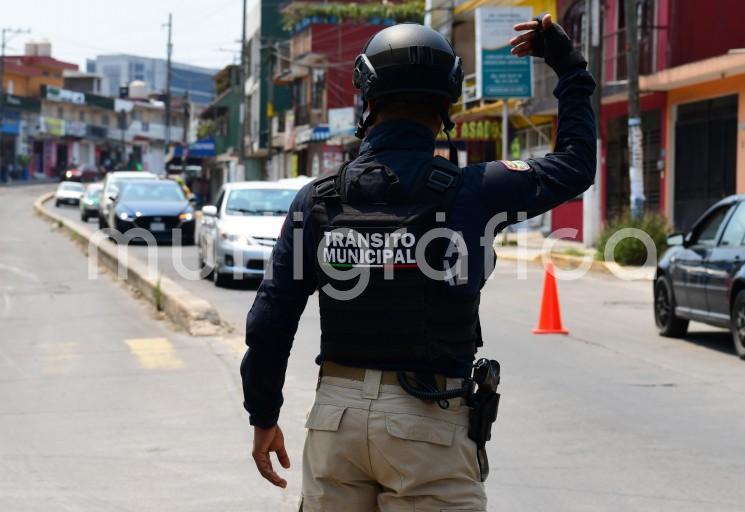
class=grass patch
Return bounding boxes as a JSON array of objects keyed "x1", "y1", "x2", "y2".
[{"x1": 153, "y1": 278, "x2": 164, "y2": 312}]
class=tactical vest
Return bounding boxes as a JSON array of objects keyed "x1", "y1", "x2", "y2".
[{"x1": 310, "y1": 156, "x2": 482, "y2": 369}]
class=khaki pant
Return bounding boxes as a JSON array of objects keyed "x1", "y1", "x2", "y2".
[{"x1": 301, "y1": 368, "x2": 486, "y2": 512}]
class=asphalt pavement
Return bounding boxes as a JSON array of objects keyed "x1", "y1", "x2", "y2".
[{"x1": 3, "y1": 185, "x2": 745, "y2": 511}]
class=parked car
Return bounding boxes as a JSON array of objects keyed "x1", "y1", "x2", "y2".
[
  {"x1": 63, "y1": 164, "x2": 101, "y2": 183},
  {"x1": 54, "y1": 181, "x2": 84, "y2": 207},
  {"x1": 99, "y1": 171, "x2": 158, "y2": 229},
  {"x1": 106, "y1": 179, "x2": 195, "y2": 244},
  {"x1": 198, "y1": 181, "x2": 304, "y2": 287},
  {"x1": 80, "y1": 183, "x2": 103, "y2": 222},
  {"x1": 655, "y1": 195, "x2": 745, "y2": 358}
]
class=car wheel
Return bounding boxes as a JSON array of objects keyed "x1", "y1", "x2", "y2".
[
  {"x1": 213, "y1": 266, "x2": 229, "y2": 287},
  {"x1": 654, "y1": 276, "x2": 689, "y2": 338},
  {"x1": 81, "y1": 212, "x2": 87, "y2": 222},
  {"x1": 55, "y1": 200, "x2": 61, "y2": 207},
  {"x1": 729, "y1": 290, "x2": 745, "y2": 359},
  {"x1": 98, "y1": 215, "x2": 106, "y2": 230}
]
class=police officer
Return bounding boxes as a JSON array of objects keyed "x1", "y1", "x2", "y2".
[{"x1": 242, "y1": 14, "x2": 596, "y2": 510}]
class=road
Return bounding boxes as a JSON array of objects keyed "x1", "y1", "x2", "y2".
[{"x1": 3, "y1": 184, "x2": 745, "y2": 511}]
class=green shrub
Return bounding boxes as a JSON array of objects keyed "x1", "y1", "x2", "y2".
[{"x1": 596, "y1": 212, "x2": 670, "y2": 266}]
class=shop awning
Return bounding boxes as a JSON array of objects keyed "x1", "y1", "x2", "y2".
[
  {"x1": 641, "y1": 50, "x2": 745, "y2": 91},
  {"x1": 452, "y1": 99, "x2": 552, "y2": 128},
  {"x1": 173, "y1": 137, "x2": 216, "y2": 158},
  {"x1": 310, "y1": 125, "x2": 330, "y2": 141}
]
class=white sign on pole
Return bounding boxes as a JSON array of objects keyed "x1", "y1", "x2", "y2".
[{"x1": 475, "y1": 7, "x2": 534, "y2": 100}]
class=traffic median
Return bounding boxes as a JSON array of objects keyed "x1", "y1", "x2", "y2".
[{"x1": 34, "y1": 191, "x2": 225, "y2": 336}]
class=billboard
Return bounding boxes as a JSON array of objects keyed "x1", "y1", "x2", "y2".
[{"x1": 475, "y1": 6, "x2": 533, "y2": 99}]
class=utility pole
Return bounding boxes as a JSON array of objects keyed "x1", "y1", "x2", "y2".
[
  {"x1": 583, "y1": 0, "x2": 603, "y2": 244},
  {"x1": 164, "y1": 13, "x2": 173, "y2": 151},
  {"x1": 625, "y1": 0, "x2": 644, "y2": 218},
  {"x1": 238, "y1": 0, "x2": 247, "y2": 174},
  {"x1": 0, "y1": 27, "x2": 30, "y2": 181},
  {"x1": 182, "y1": 91, "x2": 189, "y2": 177}
]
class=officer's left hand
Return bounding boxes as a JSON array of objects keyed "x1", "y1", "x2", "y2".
[
  {"x1": 509, "y1": 14, "x2": 553, "y2": 57},
  {"x1": 252, "y1": 425, "x2": 291, "y2": 488}
]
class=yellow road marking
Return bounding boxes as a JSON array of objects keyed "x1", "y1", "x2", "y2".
[
  {"x1": 42, "y1": 341, "x2": 79, "y2": 375},
  {"x1": 125, "y1": 337, "x2": 185, "y2": 370}
]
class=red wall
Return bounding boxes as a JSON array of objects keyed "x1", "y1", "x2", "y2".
[
  {"x1": 551, "y1": 198, "x2": 584, "y2": 242},
  {"x1": 310, "y1": 23, "x2": 383, "y2": 109},
  {"x1": 599, "y1": 92, "x2": 667, "y2": 221},
  {"x1": 669, "y1": 0, "x2": 745, "y2": 67}
]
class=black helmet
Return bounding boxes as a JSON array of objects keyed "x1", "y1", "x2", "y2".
[
  {"x1": 353, "y1": 23, "x2": 463, "y2": 103},
  {"x1": 353, "y1": 23, "x2": 463, "y2": 138}
]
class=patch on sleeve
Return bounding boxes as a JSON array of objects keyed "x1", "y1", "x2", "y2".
[{"x1": 500, "y1": 160, "x2": 531, "y2": 171}]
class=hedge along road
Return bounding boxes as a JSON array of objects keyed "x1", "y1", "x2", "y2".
[{"x1": 47, "y1": 190, "x2": 745, "y2": 511}]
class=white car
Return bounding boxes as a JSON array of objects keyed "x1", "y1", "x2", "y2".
[
  {"x1": 54, "y1": 181, "x2": 84, "y2": 207},
  {"x1": 199, "y1": 180, "x2": 306, "y2": 287},
  {"x1": 99, "y1": 170, "x2": 158, "y2": 229}
]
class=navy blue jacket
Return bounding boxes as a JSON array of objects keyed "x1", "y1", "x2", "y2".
[{"x1": 242, "y1": 68, "x2": 597, "y2": 428}]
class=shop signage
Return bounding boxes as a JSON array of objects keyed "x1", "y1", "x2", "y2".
[
  {"x1": 45, "y1": 86, "x2": 85, "y2": 105},
  {"x1": 437, "y1": 119, "x2": 501, "y2": 141},
  {"x1": 476, "y1": 7, "x2": 533, "y2": 99},
  {"x1": 295, "y1": 124, "x2": 313, "y2": 145},
  {"x1": 3, "y1": 93, "x2": 40, "y2": 111},
  {"x1": 65, "y1": 120, "x2": 87, "y2": 137},
  {"x1": 40, "y1": 117, "x2": 65, "y2": 137},
  {"x1": 328, "y1": 107, "x2": 356, "y2": 137}
]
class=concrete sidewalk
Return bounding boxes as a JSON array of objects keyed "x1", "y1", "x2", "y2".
[{"x1": 495, "y1": 230, "x2": 656, "y2": 281}]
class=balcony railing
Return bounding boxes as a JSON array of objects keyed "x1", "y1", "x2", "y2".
[{"x1": 603, "y1": 25, "x2": 666, "y2": 83}]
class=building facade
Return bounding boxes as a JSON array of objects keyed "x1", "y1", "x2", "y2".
[
  {"x1": 430, "y1": 0, "x2": 745, "y2": 242},
  {"x1": 1, "y1": 42, "x2": 185, "y2": 180},
  {"x1": 87, "y1": 55, "x2": 217, "y2": 106},
  {"x1": 269, "y1": 1, "x2": 421, "y2": 179}
]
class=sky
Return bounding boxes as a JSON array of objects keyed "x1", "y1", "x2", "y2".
[{"x1": 1, "y1": 0, "x2": 260, "y2": 71}]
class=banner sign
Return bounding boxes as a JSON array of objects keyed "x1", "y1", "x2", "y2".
[
  {"x1": 437, "y1": 119, "x2": 501, "y2": 141},
  {"x1": 45, "y1": 86, "x2": 85, "y2": 105},
  {"x1": 476, "y1": 6, "x2": 533, "y2": 99}
]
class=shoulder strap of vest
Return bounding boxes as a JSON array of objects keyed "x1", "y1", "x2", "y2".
[
  {"x1": 312, "y1": 161, "x2": 350, "y2": 204},
  {"x1": 414, "y1": 155, "x2": 463, "y2": 209}
]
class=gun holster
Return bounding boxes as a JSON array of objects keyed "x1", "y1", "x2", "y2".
[{"x1": 467, "y1": 359, "x2": 501, "y2": 482}]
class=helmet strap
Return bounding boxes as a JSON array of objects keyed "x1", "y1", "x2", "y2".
[
  {"x1": 355, "y1": 100, "x2": 378, "y2": 139},
  {"x1": 440, "y1": 108, "x2": 459, "y2": 165}
]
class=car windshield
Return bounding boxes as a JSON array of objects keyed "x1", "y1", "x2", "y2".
[
  {"x1": 60, "y1": 182, "x2": 83, "y2": 191},
  {"x1": 119, "y1": 182, "x2": 185, "y2": 202},
  {"x1": 85, "y1": 188, "x2": 102, "y2": 200},
  {"x1": 226, "y1": 188, "x2": 297, "y2": 216}
]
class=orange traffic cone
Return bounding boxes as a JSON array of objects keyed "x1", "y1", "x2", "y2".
[{"x1": 532, "y1": 261, "x2": 569, "y2": 335}]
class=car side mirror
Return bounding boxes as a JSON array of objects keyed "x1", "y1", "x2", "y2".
[
  {"x1": 666, "y1": 233, "x2": 685, "y2": 247},
  {"x1": 107, "y1": 192, "x2": 118, "y2": 202},
  {"x1": 202, "y1": 205, "x2": 218, "y2": 217}
]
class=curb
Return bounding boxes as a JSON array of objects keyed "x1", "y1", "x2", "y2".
[
  {"x1": 495, "y1": 249, "x2": 655, "y2": 281},
  {"x1": 34, "y1": 192, "x2": 225, "y2": 336}
]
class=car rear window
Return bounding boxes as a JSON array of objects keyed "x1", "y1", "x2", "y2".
[{"x1": 60, "y1": 182, "x2": 83, "y2": 191}]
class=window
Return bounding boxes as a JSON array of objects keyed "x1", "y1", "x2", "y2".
[
  {"x1": 57, "y1": 107, "x2": 64, "y2": 119},
  {"x1": 563, "y1": 0, "x2": 587, "y2": 52},
  {"x1": 616, "y1": 0, "x2": 656, "y2": 79},
  {"x1": 226, "y1": 188, "x2": 297, "y2": 216},
  {"x1": 120, "y1": 182, "x2": 184, "y2": 202},
  {"x1": 721, "y1": 203, "x2": 745, "y2": 247},
  {"x1": 215, "y1": 190, "x2": 225, "y2": 215},
  {"x1": 693, "y1": 207, "x2": 730, "y2": 246},
  {"x1": 79, "y1": 111, "x2": 85, "y2": 122},
  {"x1": 311, "y1": 69, "x2": 325, "y2": 110},
  {"x1": 102, "y1": 114, "x2": 109, "y2": 127}
]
